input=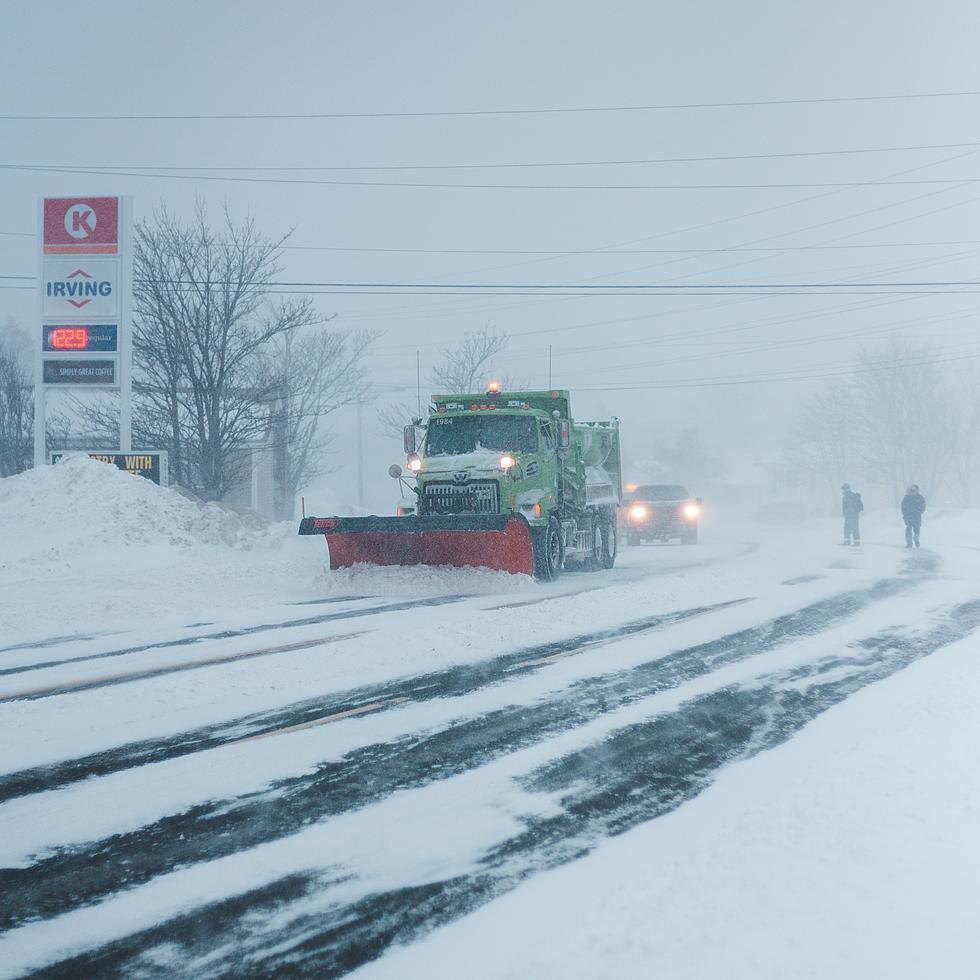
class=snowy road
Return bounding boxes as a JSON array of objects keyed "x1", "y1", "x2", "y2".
[{"x1": 2, "y1": 491, "x2": 978, "y2": 977}]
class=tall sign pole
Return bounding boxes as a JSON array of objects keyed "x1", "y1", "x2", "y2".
[
  {"x1": 35, "y1": 196, "x2": 133, "y2": 466},
  {"x1": 118, "y1": 196, "x2": 133, "y2": 453},
  {"x1": 33, "y1": 199, "x2": 45, "y2": 469}
]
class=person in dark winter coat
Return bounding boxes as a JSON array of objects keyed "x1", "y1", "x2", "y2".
[
  {"x1": 901, "y1": 485, "x2": 926, "y2": 547},
  {"x1": 841, "y1": 483, "x2": 864, "y2": 545}
]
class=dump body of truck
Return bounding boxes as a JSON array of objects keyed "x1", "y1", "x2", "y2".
[{"x1": 300, "y1": 387, "x2": 622, "y2": 579}]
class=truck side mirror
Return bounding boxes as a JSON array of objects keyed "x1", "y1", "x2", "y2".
[
  {"x1": 388, "y1": 464, "x2": 403, "y2": 479},
  {"x1": 557, "y1": 420, "x2": 571, "y2": 450},
  {"x1": 403, "y1": 425, "x2": 416, "y2": 454}
]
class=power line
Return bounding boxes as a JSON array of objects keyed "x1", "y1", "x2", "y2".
[
  {"x1": 6, "y1": 281, "x2": 979, "y2": 296},
  {"x1": 579, "y1": 179, "x2": 980, "y2": 291},
  {"x1": 373, "y1": 346, "x2": 980, "y2": 392},
  {"x1": 3, "y1": 89, "x2": 979, "y2": 121},
  {"x1": 8, "y1": 145, "x2": 976, "y2": 327},
  {"x1": 5, "y1": 140, "x2": 980, "y2": 171},
  {"x1": 4, "y1": 164, "x2": 980, "y2": 190},
  {"x1": 7, "y1": 274, "x2": 980, "y2": 290},
  {"x1": 340, "y1": 149, "x2": 980, "y2": 321},
  {"x1": 6, "y1": 227, "x2": 979, "y2": 254},
  {"x1": 5, "y1": 288, "x2": 978, "y2": 297},
  {"x1": 558, "y1": 309, "x2": 978, "y2": 378},
  {"x1": 571, "y1": 346, "x2": 980, "y2": 390}
]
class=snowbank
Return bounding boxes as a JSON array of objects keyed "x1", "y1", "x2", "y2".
[
  {"x1": 1, "y1": 456, "x2": 277, "y2": 564},
  {"x1": 0, "y1": 459, "x2": 535, "y2": 645},
  {"x1": 0, "y1": 458, "x2": 317, "y2": 643}
]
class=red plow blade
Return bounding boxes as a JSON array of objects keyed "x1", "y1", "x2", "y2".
[{"x1": 298, "y1": 515, "x2": 534, "y2": 576}]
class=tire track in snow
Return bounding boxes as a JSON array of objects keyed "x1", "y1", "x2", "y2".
[
  {"x1": 34, "y1": 592, "x2": 980, "y2": 980},
  {"x1": 0, "y1": 595, "x2": 464, "y2": 681},
  {"x1": 0, "y1": 632, "x2": 367, "y2": 703},
  {"x1": 0, "y1": 557, "x2": 935, "y2": 932},
  {"x1": 0, "y1": 598, "x2": 746, "y2": 805},
  {"x1": 489, "y1": 540, "x2": 759, "y2": 610},
  {"x1": 0, "y1": 633, "x2": 106, "y2": 656}
]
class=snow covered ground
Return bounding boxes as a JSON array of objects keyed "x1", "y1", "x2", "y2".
[
  {"x1": 359, "y1": 618, "x2": 980, "y2": 980},
  {"x1": 1, "y1": 459, "x2": 978, "y2": 978}
]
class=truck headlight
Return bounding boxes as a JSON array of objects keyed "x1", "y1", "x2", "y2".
[
  {"x1": 499, "y1": 454, "x2": 516, "y2": 470},
  {"x1": 683, "y1": 503, "x2": 700, "y2": 520},
  {"x1": 407, "y1": 453, "x2": 422, "y2": 472},
  {"x1": 630, "y1": 504, "x2": 648, "y2": 520}
]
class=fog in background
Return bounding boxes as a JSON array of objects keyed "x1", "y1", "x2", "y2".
[{"x1": 2, "y1": 0, "x2": 978, "y2": 515}]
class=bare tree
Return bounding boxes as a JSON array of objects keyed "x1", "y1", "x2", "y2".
[
  {"x1": 133, "y1": 203, "x2": 321, "y2": 500},
  {"x1": 376, "y1": 400, "x2": 416, "y2": 440},
  {"x1": 850, "y1": 337, "x2": 952, "y2": 500},
  {"x1": 377, "y1": 324, "x2": 510, "y2": 440},
  {"x1": 0, "y1": 319, "x2": 33, "y2": 477},
  {"x1": 949, "y1": 361, "x2": 980, "y2": 506},
  {"x1": 431, "y1": 323, "x2": 508, "y2": 394},
  {"x1": 791, "y1": 337, "x2": 955, "y2": 503},
  {"x1": 260, "y1": 325, "x2": 378, "y2": 517},
  {"x1": 790, "y1": 381, "x2": 858, "y2": 491}
]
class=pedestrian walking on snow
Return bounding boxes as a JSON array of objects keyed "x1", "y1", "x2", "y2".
[
  {"x1": 841, "y1": 483, "x2": 863, "y2": 546},
  {"x1": 901, "y1": 485, "x2": 926, "y2": 548}
]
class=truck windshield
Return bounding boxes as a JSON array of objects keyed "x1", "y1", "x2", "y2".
[{"x1": 426, "y1": 415, "x2": 538, "y2": 455}]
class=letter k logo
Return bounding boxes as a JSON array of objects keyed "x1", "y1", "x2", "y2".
[{"x1": 65, "y1": 203, "x2": 97, "y2": 239}]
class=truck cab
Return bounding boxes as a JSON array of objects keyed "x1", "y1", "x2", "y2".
[{"x1": 404, "y1": 387, "x2": 621, "y2": 578}]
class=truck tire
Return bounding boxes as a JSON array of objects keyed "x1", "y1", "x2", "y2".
[
  {"x1": 583, "y1": 513, "x2": 603, "y2": 571},
  {"x1": 598, "y1": 514, "x2": 618, "y2": 569},
  {"x1": 682, "y1": 526, "x2": 698, "y2": 545},
  {"x1": 533, "y1": 517, "x2": 564, "y2": 581}
]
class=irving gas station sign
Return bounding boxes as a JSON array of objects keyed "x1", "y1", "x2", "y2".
[{"x1": 35, "y1": 196, "x2": 135, "y2": 467}]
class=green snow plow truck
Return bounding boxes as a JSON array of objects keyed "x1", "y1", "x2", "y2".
[{"x1": 299, "y1": 385, "x2": 622, "y2": 580}]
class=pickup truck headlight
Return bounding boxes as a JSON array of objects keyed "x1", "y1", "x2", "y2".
[{"x1": 683, "y1": 503, "x2": 701, "y2": 520}]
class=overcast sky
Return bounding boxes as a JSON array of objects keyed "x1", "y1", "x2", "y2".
[{"x1": 3, "y1": 1, "x2": 978, "y2": 507}]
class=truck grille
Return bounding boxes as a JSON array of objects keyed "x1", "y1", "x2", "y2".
[{"x1": 423, "y1": 480, "x2": 499, "y2": 515}]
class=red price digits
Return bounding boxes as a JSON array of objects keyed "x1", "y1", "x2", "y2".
[{"x1": 50, "y1": 327, "x2": 89, "y2": 350}]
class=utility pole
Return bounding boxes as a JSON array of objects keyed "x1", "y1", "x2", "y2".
[
  {"x1": 548, "y1": 344, "x2": 552, "y2": 389},
  {"x1": 416, "y1": 350, "x2": 421, "y2": 418},
  {"x1": 356, "y1": 397, "x2": 365, "y2": 507},
  {"x1": 271, "y1": 381, "x2": 289, "y2": 519}
]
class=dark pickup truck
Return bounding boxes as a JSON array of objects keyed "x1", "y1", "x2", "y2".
[{"x1": 621, "y1": 483, "x2": 701, "y2": 545}]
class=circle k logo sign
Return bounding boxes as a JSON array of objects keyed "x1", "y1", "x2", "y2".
[
  {"x1": 43, "y1": 197, "x2": 119, "y2": 254},
  {"x1": 64, "y1": 203, "x2": 97, "y2": 239}
]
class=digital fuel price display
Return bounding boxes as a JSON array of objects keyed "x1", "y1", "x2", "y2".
[{"x1": 42, "y1": 324, "x2": 118, "y2": 353}]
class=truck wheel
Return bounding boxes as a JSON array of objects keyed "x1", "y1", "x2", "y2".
[
  {"x1": 533, "y1": 517, "x2": 564, "y2": 581},
  {"x1": 627, "y1": 532, "x2": 640, "y2": 547},
  {"x1": 682, "y1": 526, "x2": 699, "y2": 545},
  {"x1": 599, "y1": 516, "x2": 618, "y2": 569},
  {"x1": 584, "y1": 514, "x2": 603, "y2": 571}
]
